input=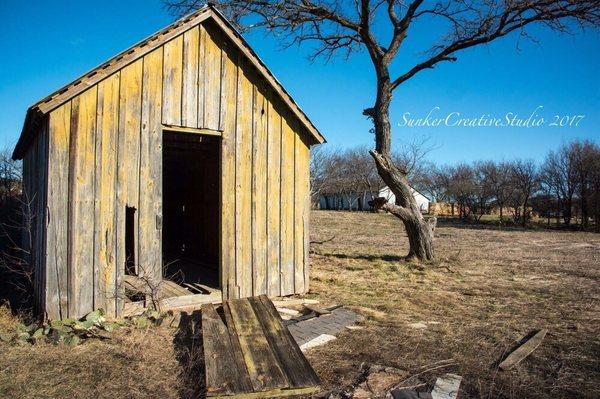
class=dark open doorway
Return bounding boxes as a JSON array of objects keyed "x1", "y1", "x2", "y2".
[{"x1": 162, "y1": 131, "x2": 220, "y2": 289}]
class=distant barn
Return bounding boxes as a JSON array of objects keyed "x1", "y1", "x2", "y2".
[
  {"x1": 320, "y1": 185, "x2": 430, "y2": 213},
  {"x1": 12, "y1": 5, "x2": 325, "y2": 320}
]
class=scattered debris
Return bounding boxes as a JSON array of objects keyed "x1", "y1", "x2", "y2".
[
  {"x1": 347, "y1": 363, "x2": 461, "y2": 399},
  {"x1": 299, "y1": 334, "x2": 337, "y2": 351},
  {"x1": 271, "y1": 298, "x2": 320, "y2": 307},
  {"x1": 346, "y1": 325, "x2": 364, "y2": 331},
  {"x1": 431, "y1": 374, "x2": 462, "y2": 399},
  {"x1": 350, "y1": 364, "x2": 411, "y2": 399},
  {"x1": 407, "y1": 322, "x2": 428, "y2": 330},
  {"x1": 304, "y1": 304, "x2": 331, "y2": 315},
  {"x1": 499, "y1": 329, "x2": 548, "y2": 371},
  {"x1": 276, "y1": 307, "x2": 301, "y2": 317}
]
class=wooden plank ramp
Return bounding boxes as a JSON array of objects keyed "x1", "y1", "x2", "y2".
[{"x1": 202, "y1": 295, "x2": 321, "y2": 399}]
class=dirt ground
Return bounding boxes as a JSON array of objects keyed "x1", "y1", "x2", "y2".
[
  {"x1": 0, "y1": 210, "x2": 598, "y2": 398},
  {"x1": 306, "y1": 210, "x2": 600, "y2": 399}
]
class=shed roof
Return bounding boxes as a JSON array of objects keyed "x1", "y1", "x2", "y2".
[{"x1": 12, "y1": 4, "x2": 325, "y2": 160}]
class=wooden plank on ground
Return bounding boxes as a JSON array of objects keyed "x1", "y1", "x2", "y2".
[
  {"x1": 204, "y1": 297, "x2": 321, "y2": 399},
  {"x1": 160, "y1": 291, "x2": 221, "y2": 310},
  {"x1": 225, "y1": 299, "x2": 289, "y2": 391},
  {"x1": 499, "y1": 329, "x2": 548, "y2": 371},
  {"x1": 251, "y1": 295, "x2": 321, "y2": 387},
  {"x1": 202, "y1": 304, "x2": 254, "y2": 396}
]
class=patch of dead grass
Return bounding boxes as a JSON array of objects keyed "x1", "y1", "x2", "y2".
[
  {"x1": 307, "y1": 210, "x2": 600, "y2": 399},
  {"x1": 0, "y1": 318, "x2": 197, "y2": 399}
]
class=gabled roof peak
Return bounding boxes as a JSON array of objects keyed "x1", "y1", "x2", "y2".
[{"x1": 13, "y1": 4, "x2": 324, "y2": 159}]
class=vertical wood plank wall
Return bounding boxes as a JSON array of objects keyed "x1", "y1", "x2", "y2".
[{"x1": 29, "y1": 20, "x2": 314, "y2": 319}]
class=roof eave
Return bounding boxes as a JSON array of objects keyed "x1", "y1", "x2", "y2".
[{"x1": 13, "y1": 107, "x2": 43, "y2": 160}]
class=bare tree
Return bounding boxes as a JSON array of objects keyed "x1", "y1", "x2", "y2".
[
  {"x1": 509, "y1": 159, "x2": 539, "y2": 227},
  {"x1": 0, "y1": 193, "x2": 35, "y2": 300},
  {"x1": 445, "y1": 163, "x2": 476, "y2": 220},
  {"x1": 310, "y1": 146, "x2": 341, "y2": 207},
  {"x1": 0, "y1": 147, "x2": 22, "y2": 207},
  {"x1": 571, "y1": 140, "x2": 599, "y2": 228},
  {"x1": 166, "y1": 0, "x2": 599, "y2": 260},
  {"x1": 541, "y1": 144, "x2": 578, "y2": 226},
  {"x1": 480, "y1": 161, "x2": 514, "y2": 222}
]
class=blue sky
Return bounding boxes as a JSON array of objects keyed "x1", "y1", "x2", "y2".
[{"x1": 0, "y1": 0, "x2": 598, "y2": 164}]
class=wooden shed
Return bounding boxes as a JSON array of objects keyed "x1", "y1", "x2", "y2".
[{"x1": 12, "y1": 5, "x2": 325, "y2": 320}]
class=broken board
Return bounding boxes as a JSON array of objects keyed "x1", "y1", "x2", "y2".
[
  {"x1": 499, "y1": 329, "x2": 548, "y2": 371},
  {"x1": 202, "y1": 295, "x2": 321, "y2": 398}
]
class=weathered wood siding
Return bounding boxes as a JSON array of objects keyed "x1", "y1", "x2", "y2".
[
  {"x1": 22, "y1": 123, "x2": 49, "y2": 316},
  {"x1": 26, "y1": 20, "x2": 313, "y2": 319}
]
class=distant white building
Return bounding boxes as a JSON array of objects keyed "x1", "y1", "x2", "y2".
[{"x1": 319, "y1": 186, "x2": 430, "y2": 213}]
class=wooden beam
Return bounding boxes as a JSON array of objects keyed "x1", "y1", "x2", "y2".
[
  {"x1": 161, "y1": 124, "x2": 223, "y2": 136},
  {"x1": 499, "y1": 329, "x2": 548, "y2": 371}
]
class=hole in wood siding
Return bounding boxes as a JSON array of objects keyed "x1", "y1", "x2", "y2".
[{"x1": 125, "y1": 206, "x2": 137, "y2": 276}]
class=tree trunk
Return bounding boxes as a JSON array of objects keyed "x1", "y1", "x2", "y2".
[
  {"x1": 363, "y1": 66, "x2": 435, "y2": 261},
  {"x1": 369, "y1": 126, "x2": 435, "y2": 260}
]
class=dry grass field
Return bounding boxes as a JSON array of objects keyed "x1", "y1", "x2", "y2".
[
  {"x1": 0, "y1": 210, "x2": 598, "y2": 398},
  {"x1": 306, "y1": 210, "x2": 600, "y2": 399}
]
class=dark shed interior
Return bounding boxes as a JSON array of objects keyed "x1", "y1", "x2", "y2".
[{"x1": 162, "y1": 131, "x2": 220, "y2": 288}]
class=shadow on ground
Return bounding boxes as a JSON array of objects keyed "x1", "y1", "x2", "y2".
[{"x1": 173, "y1": 310, "x2": 206, "y2": 399}]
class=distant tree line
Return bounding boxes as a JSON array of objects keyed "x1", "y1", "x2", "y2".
[
  {"x1": 310, "y1": 138, "x2": 433, "y2": 211},
  {"x1": 0, "y1": 148, "x2": 21, "y2": 227},
  {"x1": 312, "y1": 140, "x2": 600, "y2": 230}
]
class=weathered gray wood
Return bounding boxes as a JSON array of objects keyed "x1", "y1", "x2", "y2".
[
  {"x1": 159, "y1": 292, "x2": 221, "y2": 310},
  {"x1": 46, "y1": 103, "x2": 71, "y2": 319},
  {"x1": 94, "y1": 73, "x2": 120, "y2": 316},
  {"x1": 204, "y1": 26, "x2": 222, "y2": 130},
  {"x1": 139, "y1": 48, "x2": 163, "y2": 285},
  {"x1": 202, "y1": 304, "x2": 254, "y2": 396},
  {"x1": 265, "y1": 92, "x2": 281, "y2": 297},
  {"x1": 115, "y1": 60, "x2": 143, "y2": 316},
  {"x1": 67, "y1": 88, "x2": 97, "y2": 318},
  {"x1": 251, "y1": 85, "x2": 268, "y2": 296},
  {"x1": 219, "y1": 38, "x2": 238, "y2": 299},
  {"x1": 235, "y1": 62, "x2": 254, "y2": 299},
  {"x1": 225, "y1": 298, "x2": 289, "y2": 391},
  {"x1": 36, "y1": 126, "x2": 49, "y2": 316},
  {"x1": 163, "y1": 35, "x2": 183, "y2": 126},
  {"x1": 251, "y1": 295, "x2": 321, "y2": 387},
  {"x1": 182, "y1": 26, "x2": 199, "y2": 127},
  {"x1": 499, "y1": 329, "x2": 548, "y2": 371},
  {"x1": 197, "y1": 24, "x2": 206, "y2": 128}
]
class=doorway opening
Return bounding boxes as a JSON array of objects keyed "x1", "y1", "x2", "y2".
[{"x1": 162, "y1": 131, "x2": 220, "y2": 289}]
